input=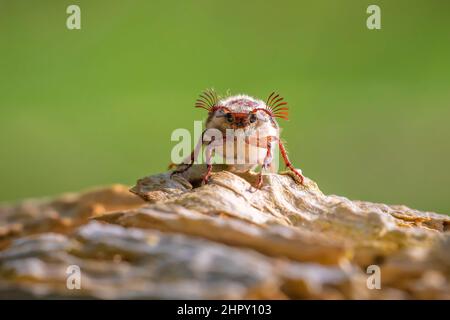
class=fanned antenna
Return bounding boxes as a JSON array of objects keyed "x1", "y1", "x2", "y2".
[
  {"x1": 194, "y1": 89, "x2": 219, "y2": 112},
  {"x1": 266, "y1": 92, "x2": 289, "y2": 120}
]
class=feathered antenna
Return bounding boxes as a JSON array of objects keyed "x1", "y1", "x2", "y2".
[
  {"x1": 194, "y1": 89, "x2": 219, "y2": 112},
  {"x1": 265, "y1": 92, "x2": 289, "y2": 120}
]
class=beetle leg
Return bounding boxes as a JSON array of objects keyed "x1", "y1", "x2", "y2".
[
  {"x1": 279, "y1": 140, "x2": 305, "y2": 185},
  {"x1": 170, "y1": 150, "x2": 195, "y2": 176},
  {"x1": 255, "y1": 136, "x2": 273, "y2": 189},
  {"x1": 203, "y1": 139, "x2": 213, "y2": 185},
  {"x1": 171, "y1": 130, "x2": 205, "y2": 177},
  {"x1": 202, "y1": 136, "x2": 226, "y2": 185}
]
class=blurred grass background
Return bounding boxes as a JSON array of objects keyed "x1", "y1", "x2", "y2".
[{"x1": 0, "y1": 0, "x2": 449, "y2": 213}]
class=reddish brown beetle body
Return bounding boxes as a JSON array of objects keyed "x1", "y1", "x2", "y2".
[{"x1": 171, "y1": 89, "x2": 305, "y2": 189}]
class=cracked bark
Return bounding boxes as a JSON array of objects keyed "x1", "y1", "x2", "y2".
[{"x1": 0, "y1": 166, "x2": 448, "y2": 299}]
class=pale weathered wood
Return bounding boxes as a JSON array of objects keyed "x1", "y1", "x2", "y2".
[{"x1": 0, "y1": 168, "x2": 448, "y2": 299}]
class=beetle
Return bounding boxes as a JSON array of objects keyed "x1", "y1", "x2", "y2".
[{"x1": 171, "y1": 89, "x2": 305, "y2": 189}]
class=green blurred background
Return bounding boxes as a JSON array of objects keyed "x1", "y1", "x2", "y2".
[{"x1": 1, "y1": 0, "x2": 449, "y2": 213}]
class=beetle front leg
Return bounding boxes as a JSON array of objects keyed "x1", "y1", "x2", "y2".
[
  {"x1": 279, "y1": 140, "x2": 305, "y2": 185},
  {"x1": 255, "y1": 137, "x2": 273, "y2": 189},
  {"x1": 203, "y1": 140, "x2": 213, "y2": 185},
  {"x1": 171, "y1": 130, "x2": 205, "y2": 177},
  {"x1": 170, "y1": 150, "x2": 195, "y2": 176},
  {"x1": 202, "y1": 136, "x2": 226, "y2": 185}
]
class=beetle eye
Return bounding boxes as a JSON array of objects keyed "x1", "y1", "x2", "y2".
[
  {"x1": 249, "y1": 114, "x2": 257, "y2": 123},
  {"x1": 226, "y1": 113, "x2": 233, "y2": 123}
]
